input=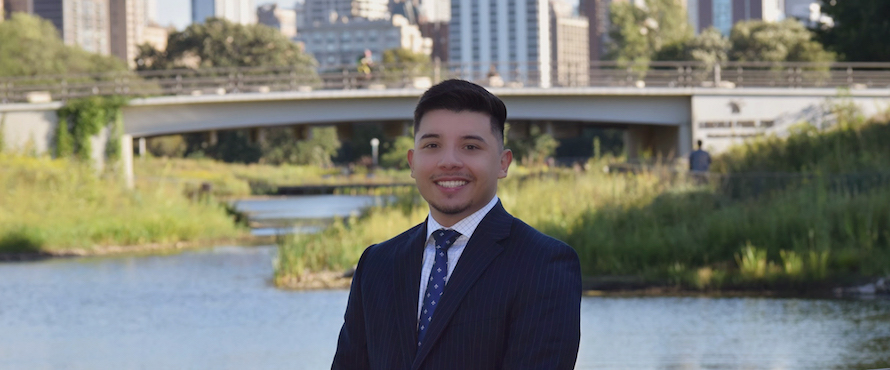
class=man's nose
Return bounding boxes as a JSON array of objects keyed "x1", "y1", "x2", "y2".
[{"x1": 437, "y1": 147, "x2": 463, "y2": 169}]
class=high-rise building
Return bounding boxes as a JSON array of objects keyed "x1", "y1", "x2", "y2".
[
  {"x1": 144, "y1": 0, "x2": 156, "y2": 23},
  {"x1": 191, "y1": 0, "x2": 256, "y2": 25},
  {"x1": 297, "y1": 13, "x2": 431, "y2": 68},
  {"x1": 418, "y1": 0, "x2": 448, "y2": 23},
  {"x1": 449, "y1": 0, "x2": 553, "y2": 87},
  {"x1": 110, "y1": 0, "x2": 146, "y2": 68},
  {"x1": 3, "y1": 0, "x2": 33, "y2": 17},
  {"x1": 693, "y1": 0, "x2": 784, "y2": 35},
  {"x1": 258, "y1": 3, "x2": 297, "y2": 38},
  {"x1": 551, "y1": 0, "x2": 588, "y2": 87},
  {"x1": 578, "y1": 0, "x2": 615, "y2": 62},
  {"x1": 143, "y1": 23, "x2": 168, "y2": 51},
  {"x1": 304, "y1": 0, "x2": 388, "y2": 26},
  {"x1": 31, "y1": 0, "x2": 110, "y2": 55}
]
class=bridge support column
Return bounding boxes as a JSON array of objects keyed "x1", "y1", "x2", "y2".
[
  {"x1": 208, "y1": 130, "x2": 218, "y2": 146},
  {"x1": 138, "y1": 137, "x2": 146, "y2": 157},
  {"x1": 122, "y1": 134, "x2": 134, "y2": 189}
]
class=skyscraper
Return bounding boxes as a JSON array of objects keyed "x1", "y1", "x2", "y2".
[
  {"x1": 551, "y1": 0, "x2": 589, "y2": 87},
  {"x1": 303, "y1": 0, "x2": 388, "y2": 26},
  {"x1": 31, "y1": 0, "x2": 111, "y2": 55},
  {"x1": 110, "y1": 0, "x2": 146, "y2": 67},
  {"x1": 693, "y1": 0, "x2": 785, "y2": 35},
  {"x1": 449, "y1": 0, "x2": 553, "y2": 87},
  {"x1": 191, "y1": 0, "x2": 256, "y2": 25},
  {"x1": 418, "y1": 0, "x2": 449, "y2": 23},
  {"x1": 257, "y1": 3, "x2": 297, "y2": 38}
]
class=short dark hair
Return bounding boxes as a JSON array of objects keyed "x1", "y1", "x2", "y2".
[
  {"x1": 697, "y1": 139, "x2": 703, "y2": 148},
  {"x1": 413, "y1": 79, "x2": 507, "y2": 145}
]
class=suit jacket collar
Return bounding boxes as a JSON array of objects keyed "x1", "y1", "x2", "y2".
[{"x1": 410, "y1": 200, "x2": 513, "y2": 369}]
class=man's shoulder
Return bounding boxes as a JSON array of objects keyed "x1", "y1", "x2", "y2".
[
  {"x1": 363, "y1": 221, "x2": 424, "y2": 258},
  {"x1": 506, "y1": 216, "x2": 574, "y2": 256}
]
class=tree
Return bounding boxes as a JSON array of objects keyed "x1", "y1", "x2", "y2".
[
  {"x1": 135, "y1": 18, "x2": 317, "y2": 72},
  {"x1": 261, "y1": 127, "x2": 341, "y2": 167},
  {"x1": 685, "y1": 27, "x2": 731, "y2": 66},
  {"x1": 381, "y1": 48, "x2": 432, "y2": 84},
  {"x1": 380, "y1": 136, "x2": 414, "y2": 169},
  {"x1": 606, "y1": 0, "x2": 693, "y2": 63},
  {"x1": 0, "y1": 13, "x2": 127, "y2": 77},
  {"x1": 729, "y1": 19, "x2": 834, "y2": 63},
  {"x1": 816, "y1": 0, "x2": 890, "y2": 61},
  {"x1": 507, "y1": 125, "x2": 560, "y2": 167}
]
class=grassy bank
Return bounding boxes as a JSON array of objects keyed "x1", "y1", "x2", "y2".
[
  {"x1": 135, "y1": 157, "x2": 412, "y2": 197},
  {"x1": 0, "y1": 154, "x2": 246, "y2": 255},
  {"x1": 276, "y1": 118, "x2": 890, "y2": 292}
]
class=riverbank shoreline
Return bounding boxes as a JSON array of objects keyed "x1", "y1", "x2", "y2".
[
  {"x1": 276, "y1": 270, "x2": 890, "y2": 299},
  {"x1": 0, "y1": 235, "x2": 272, "y2": 262}
]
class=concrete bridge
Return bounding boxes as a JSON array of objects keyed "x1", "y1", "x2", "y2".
[{"x1": 2, "y1": 83, "x2": 889, "y2": 187}]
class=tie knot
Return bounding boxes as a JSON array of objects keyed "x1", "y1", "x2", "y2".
[{"x1": 432, "y1": 229, "x2": 461, "y2": 250}]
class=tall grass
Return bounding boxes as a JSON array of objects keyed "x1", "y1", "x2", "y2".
[
  {"x1": 0, "y1": 154, "x2": 245, "y2": 253},
  {"x1": 275, "y1": 118, "x2": 890, "y2": 291}
]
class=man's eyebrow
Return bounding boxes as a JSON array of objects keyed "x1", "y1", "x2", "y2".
[
  {"x1": 462, "y1": 135, "x2": 487, "y2": 142},
  {"x1": 419, "y1": 133, "x2": 440, "y2": 140}
]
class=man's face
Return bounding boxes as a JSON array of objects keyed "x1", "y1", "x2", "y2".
[{"x1": 407, "y1": 109, "x2": 512, "y2": 227}]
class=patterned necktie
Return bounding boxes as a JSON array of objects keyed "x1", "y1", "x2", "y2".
[{"x1": 417, "y1": 228, "x2": 461, "y2": 349}]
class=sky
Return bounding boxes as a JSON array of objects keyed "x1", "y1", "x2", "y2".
[
  {"x1": 155, "y1": 0, "x2": 580, "y2": 31},
  {"x1": 156, "y1": 0, "x2": 298, "y2": 30}
]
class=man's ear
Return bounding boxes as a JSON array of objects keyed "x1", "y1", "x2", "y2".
[
  {"x1": 407, "y1": 148, "x2": 415, "y2": 178},
  {"x1": 498, "y1": 149, "x2": 512, "y2": 179}
]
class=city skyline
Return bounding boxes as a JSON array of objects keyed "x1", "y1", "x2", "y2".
[{"x1": 156, "y1": 0, "x2": 580, "y2": 31}]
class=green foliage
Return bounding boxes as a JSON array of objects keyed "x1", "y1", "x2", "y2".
[
  {"x1": 684, "y1": 27, "x2": 731, "y2": 66},
  {"x1": 0, "y1": 227, "x2": 45, "y2": 254},
  {"x1": 606, "y1": 0, "x2": 693, "y2": 63},
  {"x1": 381, "y1": 48, "x2": 432, "y2": 83},
  {"x1": 136, "y1": 17, "x2": 317, "y2": 72},
  {"x1": 104, "y1": 108, "x2": 124, "y2": 163},
  {"x1": 729, "y1": 19, "x2": 835, "y2": 63},
  {"x1": 261, "y1": 126, "x2": 341, "y2": 167},
  {"x1": 147, "y1": 135, "x2": 188, "y2": 158},
  {"x1": 508, "y1": 124, "x2": 560, "y2": 166},
  {"x1": 712, "y1": 106, "x2": 890, "y2": 174},
  {"x1": 380, "y1": 135, "x2": 414, "y2": 169},
  {"x1": 0, "y1": 13, "x2": 127, "y2": 77},
  {"x1": 816, "y1": 0, "x2": 890, "y2": 62},
  {"x1": 56, "y1": 96, "x2": 128, "y2": 162},
  {"x1": 0, "y1": 153, "x2": 244, "y2": 252}
]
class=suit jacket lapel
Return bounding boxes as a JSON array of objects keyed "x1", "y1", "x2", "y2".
[
  {"x1": 393, "y1": 221, "x2": 427, "y2": 367},
  {"x1": 412, "y1": 202, "x2": 513, "y2": 369}
]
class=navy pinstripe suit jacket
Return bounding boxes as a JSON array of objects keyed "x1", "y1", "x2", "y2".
[{"x1": 332, "y1": 201, "x2": 581, "y2": 370}]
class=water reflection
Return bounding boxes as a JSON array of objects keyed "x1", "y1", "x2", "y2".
[
  {"x1": 1, "y1": 245, "x2": 889, "y2": 369},
  {"x1": 232, "y1": 195, "x2": 389, "y2": 236}
]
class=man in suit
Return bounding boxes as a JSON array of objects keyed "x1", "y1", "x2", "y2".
[{"x1": 332, "y1": 79, "x2": 581, "y2": 370}]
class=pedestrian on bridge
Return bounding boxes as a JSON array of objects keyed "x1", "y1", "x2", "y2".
[{"x1": 332, "y1": 79, "x2": 581, "y2": 370}]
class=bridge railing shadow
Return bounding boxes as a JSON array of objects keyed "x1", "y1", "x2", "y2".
[{"x1": 3, "y1": 61, "x2": 890, "y2": 103}]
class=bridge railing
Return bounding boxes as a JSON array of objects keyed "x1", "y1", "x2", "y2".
[{"x1": 2, "y1": 61, "x2": 890, "y2": 103}]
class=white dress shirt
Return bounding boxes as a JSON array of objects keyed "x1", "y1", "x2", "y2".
[{"x1": 417, "y1": 195, "x2": 500, "y2": 322}]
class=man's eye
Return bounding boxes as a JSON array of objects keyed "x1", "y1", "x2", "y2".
[
  {"x1": 424, "y1": 143, "x2": 438, "y2": 149},
  {"x1": 465, "y1": 145, "x2": 478, "y2": 150}
]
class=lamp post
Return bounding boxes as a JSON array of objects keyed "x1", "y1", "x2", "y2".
[{"x1": 370, "y1": 138, "x2": 380, "y2": 168}]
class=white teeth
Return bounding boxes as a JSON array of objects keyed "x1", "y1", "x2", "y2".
[{"x1": 437, "y1": 181, "x2": 467, "y2": 188}]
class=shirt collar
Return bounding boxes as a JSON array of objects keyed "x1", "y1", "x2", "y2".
[{"x1": 425, "y1": 195, "x2": 499, "y2": 243}]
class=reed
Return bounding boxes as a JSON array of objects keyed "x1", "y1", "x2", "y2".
[
  {"x1": 0, "y1": 154, "x2": 245, "y2": 253},
  {"x1": 275, "y1": 119, "x2": 890, "y2": 290}
]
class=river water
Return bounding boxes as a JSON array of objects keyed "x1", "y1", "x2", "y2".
[{"x1": 1, "y1": 196, "x2": 889, "y2": 369}]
